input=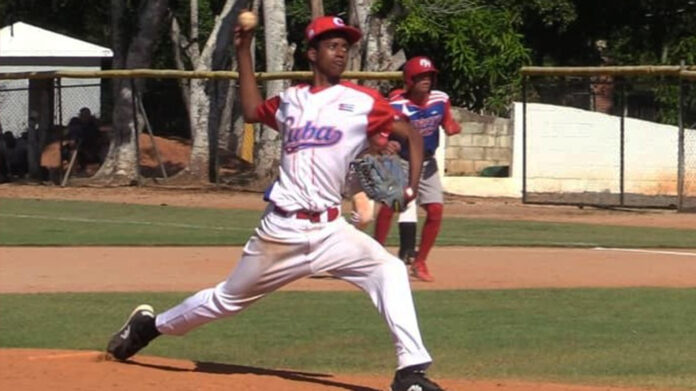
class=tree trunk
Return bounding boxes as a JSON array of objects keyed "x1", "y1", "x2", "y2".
[
  {"x1": 216, "y1": 57, "x2": 237, "y2": 165},
  {"x1": 348, "y1": 0, "x2": 403, "y2": 88},
  {"x1": 309, "y1": 0, "x2": 324, "y2": 18},
  {"x1": 254, "y1": 0, "x2": 293, "y2": 186},
  {"x1": 168, "y1": 0, "x2": 245, "y2": 184},
  {"x1": 170, "y1": 16, "x2": 192, "y2": 114},
  {"x1": 92, "y1": 0, "x2": 168, "y2": 185},
  {"x1": 348, "y1": 0, "x2": 370, "y2": 72}
]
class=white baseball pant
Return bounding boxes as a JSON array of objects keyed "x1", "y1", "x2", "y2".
[{"x1": 155, "y1": 206, "x2": 433, "y2": 370}]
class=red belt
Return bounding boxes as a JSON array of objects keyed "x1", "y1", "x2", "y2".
[{"x1": 274, "y1": 206, "x2": 340, "y2": 223}]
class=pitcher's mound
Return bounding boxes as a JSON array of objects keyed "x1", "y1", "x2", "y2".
[{"x1": 0, "y1": 348, "x2": 662, "y2": 391}]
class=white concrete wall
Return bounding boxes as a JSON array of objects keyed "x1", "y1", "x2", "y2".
[
  {"x1": 518, "y1": 102, "x2": 680, "y2": 196},
  {"x1": 686, "y1": 129, "x2": 696, "y2": 197},
  {"x1": 440, "y1": 102, "x2": 687, "y2": 199}
]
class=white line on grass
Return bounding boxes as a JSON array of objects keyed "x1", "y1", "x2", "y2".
[
  {"x1": 593, "y1": 247, "x2": 696, "y2": 257},
  {"x1": 435, "y1": 235, "x2": 597, "y2": 246},
  {"x1": 0, "y1": 213, "x2": 253, "y2": 232}
]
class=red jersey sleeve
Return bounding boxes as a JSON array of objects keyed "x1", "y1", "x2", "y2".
[
  {"x1": 255, "y1": 96, "x2": 281, "y2": 130},
  {"x1": 388, "y1": 88, "x2": 406, "y2": 99},
  {"x1": 367, "y1": 95, "x2": 401, "y2": 136},
  {"x1": 442, "y1": 99, "x2": 461, "y2": 135}
]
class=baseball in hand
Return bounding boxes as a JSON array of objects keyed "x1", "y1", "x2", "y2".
[{"x1": 238, "y1": 11, "x2": 258, "y2": 31}]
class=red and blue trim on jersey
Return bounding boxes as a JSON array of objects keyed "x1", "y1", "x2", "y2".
[
  {"x1": 255, "y1": 81, "x2": 403, "y2": 210},
  {"x1": 389, "y1": 89, "x2": 460, "y2": 160}
]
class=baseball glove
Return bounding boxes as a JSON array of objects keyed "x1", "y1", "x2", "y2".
[{"x1": 351, "y1": 154, "x2": 409, "y2": 211}]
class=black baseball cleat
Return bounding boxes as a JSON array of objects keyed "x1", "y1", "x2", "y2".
[
  {"x1": 106, "y1": 304, "x2": 160, "y2": 361},
  {"x1": 390, "y1": 366, "x2": 445, "y2": 391}
]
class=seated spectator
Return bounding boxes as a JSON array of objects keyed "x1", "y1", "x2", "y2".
[
  {"x1": 0, "y1": 127, "x2": 10, "y2": 182},
  {"x1": 64, "y1": 107, "x2": 104, "y2": 170},
  {"x1": 3, "y1": 130, "x2": 16, "y2": 149},
  {"x1": 9, "y1": 131, "x2": 29, "y2": 177}
]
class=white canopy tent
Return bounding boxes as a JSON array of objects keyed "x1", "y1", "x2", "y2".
[{"x1": 0, "y1": 22, "x2": 113, "y2": 135}]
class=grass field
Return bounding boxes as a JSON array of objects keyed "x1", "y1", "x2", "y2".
[
  {"x1": 2, "y1": 197, "x2": 696, "y2": 389},
  {"x1": 1, "y1": 289, "x2": 695, "y2": 389},
  {"x1": 1, "y1": 198, "x2": 696, "y2": 247}
]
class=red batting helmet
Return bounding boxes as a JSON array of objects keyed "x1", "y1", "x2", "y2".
[
  {"x1": 403, "y1": 56, "x2": 438, "y2": 88},
  {"x1": 305, "y1": 16, "x2": 362, "y2": 45}
]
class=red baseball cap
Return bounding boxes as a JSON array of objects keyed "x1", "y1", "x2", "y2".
[
  {"x1": 403, "y1": 56, "x2": 438, "y2": 87},
  {"x1": 305, "y1": 16, "x2": 362, "y2": 45}
]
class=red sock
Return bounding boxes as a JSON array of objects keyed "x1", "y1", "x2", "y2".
[
  {"x1": 373, "y1": 205, "x2": 395, "y2": 245},
  {"x1": 415, "y1": 203, "x2": 443, "y2": 264}
]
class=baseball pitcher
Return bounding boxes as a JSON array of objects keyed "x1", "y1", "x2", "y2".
[{"x1": 106, "y1": 15, "x2": 446, "y2": 391}]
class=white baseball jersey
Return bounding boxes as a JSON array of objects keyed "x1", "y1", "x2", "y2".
[
  {"x1": 257, "y1": 81, "x2": 398, "y2": 212},
  {"x1": 154, "y1": 80, "x2": 433, "y2": 372}
]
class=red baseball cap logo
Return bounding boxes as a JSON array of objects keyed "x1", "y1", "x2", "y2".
[
  {"x1": 305, "y1": 16, "x2": 362, "y2": 44},
  {"x1": 403, "y1": 56, "x2": 439, "y2": 87}
]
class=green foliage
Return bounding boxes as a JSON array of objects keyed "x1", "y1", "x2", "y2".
[
  {"x1": 286, "y1": 0, "x2": 349, "y2": 71},
  {"x1": 393, "y1": 1, "x2": 531, "y2": 114},
  {"x1": 492, "y1": 0, "x2": 577, "y2": 30},
  {"x1": 653, "y1": 84, "x2": 681, "y2": 125},
  {"x1": 4, "y1": 0, "x2": 696, "y2": 121},
  {"x1": 159, "y1": 0, "x2": 222, "y2": 69}
]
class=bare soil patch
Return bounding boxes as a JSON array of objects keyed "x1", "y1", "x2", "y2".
[
  {"x1": 0, "y1": 349, "x2": 675, "y2": 391},
  {"x1": 1, "y1": 246, "x2": 696, "y2": 293}
]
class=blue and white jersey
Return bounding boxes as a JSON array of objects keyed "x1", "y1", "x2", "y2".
[{"x1": 389, "y1": 89, "x2": 460, "y2": 160}]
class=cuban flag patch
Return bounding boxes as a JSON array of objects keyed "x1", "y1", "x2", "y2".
[{"x1": 338, "y1": 103, "x2": 355, "y2": 112}]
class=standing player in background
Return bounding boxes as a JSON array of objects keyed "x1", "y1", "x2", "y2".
[
  {"x1": 373, "y1": 57, "x2": 461, "y2": 282},
  {"x1": 106, "y1": 15, "x2": 447, "y2": 391}
]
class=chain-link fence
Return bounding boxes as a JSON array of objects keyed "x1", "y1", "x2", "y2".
[
  {"x1": 521, "y1": 68, "x2": 696, "y2": 212},
  {"x1": 680, "y1": 80, "x2": 696, "y2": 211},
  {"x1": 0, "y1": 70, "x2": 402, "y2": 187},
  {"x1": 3, "y1": 68, "x2": 694, "y2": 212},
  {"x1": 0, "y1": 79, "x2": 30, "y2": 136},
  {"x1": 0, "y1": 77, "x2": 112, "y2": 182}
]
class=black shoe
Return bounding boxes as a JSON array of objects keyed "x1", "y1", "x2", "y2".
[
  {"x1": 391, "y1": 366, "x2": 445, "y2": 391},
  {"x1": 106, "y1": 304, "x2": 160, "y2": 361},
  {"x1": 398, "y1": 249, "x2": 417, "y2": 265}
]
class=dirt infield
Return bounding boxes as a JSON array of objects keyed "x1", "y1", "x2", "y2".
[
  {"x1": 2, "y1": 348, "x2": 672, "y2": 391},
  {"x1": 2, "y1": 246, "x2": 696, "y2": 293},
  {"x1": 1, "y1": 185, "x2": 695, "y2": 391}
]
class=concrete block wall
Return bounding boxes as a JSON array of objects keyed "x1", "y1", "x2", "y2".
[{"x1": 444, "y1": 108, "x2": 513, "y2": 176}]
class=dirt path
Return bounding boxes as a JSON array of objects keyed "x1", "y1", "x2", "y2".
[
  {"x1": 2, "y1": 349, "x2": 667, "y2": 391},
  {"x1": 2, "y1": 246, "x2": 696, "y2": 293}
]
